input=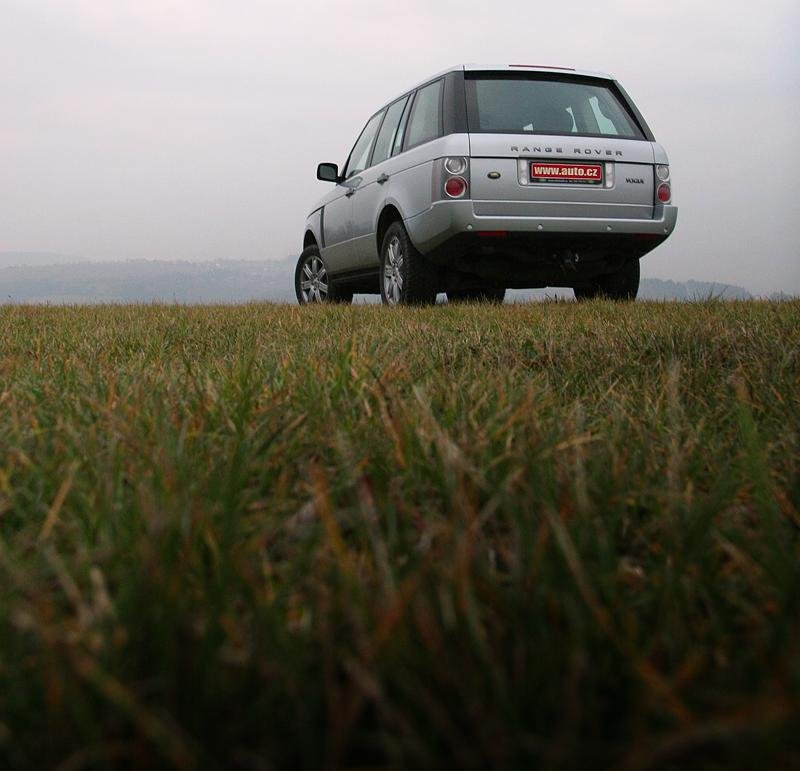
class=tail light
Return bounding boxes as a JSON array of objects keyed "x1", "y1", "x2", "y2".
[
  {"x1": 445, "y1": 176, "x2": 467, "y2": 198},
  {"x1": 656, "y1": 165, "x2": 671, "y2": 203},
  {"x1": 434, "y1": 157, "x2": 470, "y2": 200},
  {"x1": 444, "y1": 156, "x2": 467, "y2": 175}
]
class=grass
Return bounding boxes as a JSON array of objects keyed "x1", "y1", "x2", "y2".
[{"x1": 0, "y1": 299, "x2": 798, "y2": 770}]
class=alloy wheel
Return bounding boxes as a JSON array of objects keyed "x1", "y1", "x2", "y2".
[
  {"x1": 383, "y1": 236, "x2": 404, "y2": 306},
  {"x1": 299, "y1": 255, "x2": 329, "y2": 303}
]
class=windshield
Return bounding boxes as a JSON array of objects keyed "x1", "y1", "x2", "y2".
[{"x1": 465, "y1": 74, "x2": 644, "y2": 139}]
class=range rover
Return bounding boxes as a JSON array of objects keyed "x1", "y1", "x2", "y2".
[{"x1": 295, "y1": 64, "x2": 676, "y2": 305}]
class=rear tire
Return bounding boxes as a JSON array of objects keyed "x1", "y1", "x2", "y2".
[
  {"x1": 574, "y1": 259, "x2": 640, "y2": 301},
  {"x1": 379, "y1": 222, "x2": 437, "y2": 306},
  {"x1": 295, "y1": 246, "x2": 353, "y2": 305},
  {"x1": 447, "y1": 287, "x2": 506, "y2": 304}
]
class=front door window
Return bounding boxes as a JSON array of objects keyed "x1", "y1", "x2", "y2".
[{"x1": 344, "y1": 111, "x2": 385, "y2": 179}]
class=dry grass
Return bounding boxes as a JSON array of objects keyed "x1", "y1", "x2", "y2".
[{"x1": 0, "y1": 299, "x2": 799, "y2": 770}]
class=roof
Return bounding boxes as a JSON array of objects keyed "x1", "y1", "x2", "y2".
[
  {"x1": 381, "y1": 64, "x2": 615, "y2": 111},
  {"x1": 462, "y1": 63, "x2": 614, "y2": 80}
]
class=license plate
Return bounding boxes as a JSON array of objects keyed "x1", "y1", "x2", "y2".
[{"x1": 530, "y1": 162, "x2": 603, "y2": 184}]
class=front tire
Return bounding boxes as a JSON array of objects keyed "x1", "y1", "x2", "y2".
[
  {"x1": 574, "y1": 259, "x2": 640, "y2": 301},
  {"x1": 380, "y1": 222, "x2": 437, "y2": 306},
  {"x1": 295, "y1": 246, "x2": 353, "y2": 305}
]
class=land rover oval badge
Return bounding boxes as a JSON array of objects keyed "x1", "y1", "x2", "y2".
[{"x1": 488, "y1": 172, "x2": 501, "y2": 180}]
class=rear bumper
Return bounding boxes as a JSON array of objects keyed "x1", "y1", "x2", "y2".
[{"x1": 405, "y1": 199, "x2": 678, "y2": 255}]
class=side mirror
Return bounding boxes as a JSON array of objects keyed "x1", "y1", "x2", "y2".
[{"x1": 317, "y1": 163, "x2": 340, "y2": 183}]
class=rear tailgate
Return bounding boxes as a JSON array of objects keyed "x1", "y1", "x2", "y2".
[
  {"x1": 469, "y1": 134, "x2": 655, "y2": 220},
  {"x1": 465, "y1": 71, "x2": 656, "y2": 220}
]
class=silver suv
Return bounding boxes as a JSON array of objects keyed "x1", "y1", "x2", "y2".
[{"x1": 296, "y1": 65, "x2": 677, "y2": 305}]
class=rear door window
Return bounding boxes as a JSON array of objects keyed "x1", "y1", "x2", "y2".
[
  {"x1": 371, "y1": 96, "x2": 410, "y2": 166},
  {"x1": 391, "y1": 97, "x2": 413, "y2": 156},
  {"x1": 404, "y1": 79, "x2": 443, "y2": 150},
  {"x1": 465, "y1": 74, "x2": 643, "y2": 139}
]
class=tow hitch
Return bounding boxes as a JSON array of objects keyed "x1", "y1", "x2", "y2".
[{"x1": 560, "y1": 250, "x2": 581, "y2": 273}]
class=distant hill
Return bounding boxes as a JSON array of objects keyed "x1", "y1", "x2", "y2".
[
  {"x1": 637, "y1": 278, "x2": 752, "y2": 300},
  {"x1": 0, "y1": 258, "x2": 772, "y2": 304},
  {"x1": 507, "y1": 278, "x2": 754, "y2": 303},
  {"x1": 0, "y1": 251, "x2": 86, "y2": 268},
  {"x1": 0, "y1": 258, "x2": 297, "y2": 304}
]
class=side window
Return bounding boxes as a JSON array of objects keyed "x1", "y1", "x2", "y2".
[
  {"x1": 371, "y1": 96, "x2": 410, "y2": 166},
  {"x1": 344, "y1": 111, "x2": 385, "y2": 179},
  {"x1": 391, "y1": 97, "x2": 413, "y2": 157},
  {"x1": 405, "y1": 79, "x2": 443, "y2": 150}
]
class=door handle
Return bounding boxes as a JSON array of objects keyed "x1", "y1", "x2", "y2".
[
  {"x1": 345, "y1": 188, "x2": 357, "y2": 198},
  {"x1": 377, "y1": 173, "x2": 390, "y2": 185}
]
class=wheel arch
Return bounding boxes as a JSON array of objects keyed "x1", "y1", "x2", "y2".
[
  {"x1": 303, "y1": 230, "x2": 318, "y2": 249},
  {"x1": 375, "y1": 203, "x2": 405, "y2": 255}
]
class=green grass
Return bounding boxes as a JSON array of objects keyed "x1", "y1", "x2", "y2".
[{"x1": 0, "y1": 300, "x2": 798, "y2": 770}]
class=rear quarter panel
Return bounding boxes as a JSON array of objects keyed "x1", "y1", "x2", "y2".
[
  {"x1": 651, "y1": 142, "x2": 670, "y2": 165},
  {"x1": 375, "y1": 133, "x2": 470, "y2": 231}
]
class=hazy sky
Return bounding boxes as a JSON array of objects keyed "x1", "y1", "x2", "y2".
[{"x1": 2, "y1": 0, "x2": 799, "y2": 293}]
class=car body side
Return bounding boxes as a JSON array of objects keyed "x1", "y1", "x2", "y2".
[{"x1": 303, "y1": 71, "x2": 465, "y2": 276}]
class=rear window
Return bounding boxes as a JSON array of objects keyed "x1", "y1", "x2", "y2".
[{"x1": 465, "y1": 74, "x2": 643, "y2": 139}]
